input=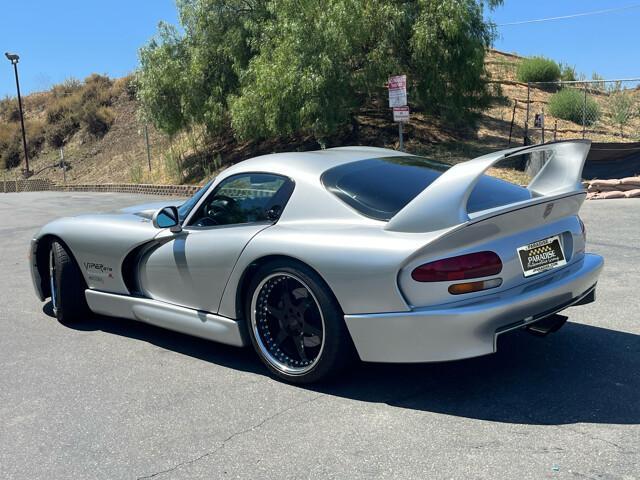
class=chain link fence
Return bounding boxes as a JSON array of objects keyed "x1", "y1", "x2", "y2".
[{"x1": 524, "y1": 78, "x2": 640, "y2": 145}]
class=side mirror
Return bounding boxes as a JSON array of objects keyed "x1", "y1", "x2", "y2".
[{"x1": 152, "y1": 206, "x2": 182, "y2": 233}]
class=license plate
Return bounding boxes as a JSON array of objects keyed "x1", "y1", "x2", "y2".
[{"x1": 517, "y1": 235, "x2": 566, "y2": 277}]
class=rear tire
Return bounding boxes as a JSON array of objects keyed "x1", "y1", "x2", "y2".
[
  {"x1": 245, "y1": 260, "x2": 354, "y2": 384},
  {"x1": 50, "y1": 241, "x2": 90, "y2": 324}
]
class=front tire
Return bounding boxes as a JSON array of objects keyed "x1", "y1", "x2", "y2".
[
  {"x1": 245, "y1": 261, "x2": 354, "y2": 383},
  {"x1": 50, "y1": 241, "x2": 90, "y2": 324}
]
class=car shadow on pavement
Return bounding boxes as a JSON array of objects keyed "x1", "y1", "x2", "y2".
[
  {"x1": 327, "y1": 322, "x2": 640, "y2": 426},
  {"x1": 47, "y1": 302, "x2": 639, "y2": 426}
]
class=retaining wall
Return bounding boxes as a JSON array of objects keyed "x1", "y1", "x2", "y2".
[{"x1": 1, "y1": 180, "x2": 199, "y2": 196}]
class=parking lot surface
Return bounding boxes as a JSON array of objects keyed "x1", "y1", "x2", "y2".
[{"x1": 0, "y1": 191, "x2": 638, "y2": 479}]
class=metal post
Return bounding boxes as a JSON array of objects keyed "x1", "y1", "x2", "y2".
[
  {"x1": 59, "y1": 148, "x2": 66, "y2": 184},
  {"x1": 11, "y1": 62, "x2": 30, "y2": 176},
  {"x1": 398, "y1": 122, "x2": 404, "y2": 152},
  {"x1": 582, "y1": 85, "x2": 587, "y2": 139},
  {"x1": 524, "y1": 83, "x2": 530, "y2": 145},
  {"x1": 508, "y1": 100, "x2": 517, "y2": 146},
  {"x1": 144, "y1": 124, "x2": 152, "y2": 171},
  {"x1": 554, "y1": 120, "x2": 557, "y2": 141},
  {"x1": 541, "y1": 107, "x2": 545, "y2": 144}
]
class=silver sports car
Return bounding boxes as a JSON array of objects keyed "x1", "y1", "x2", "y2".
[{"x1": 30, "y1": 140, "x2": 603, "y2": 383}]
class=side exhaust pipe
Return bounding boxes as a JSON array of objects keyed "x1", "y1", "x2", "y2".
[{"x1": 526, "y1": 314, "x2": 568, "y2": 337}]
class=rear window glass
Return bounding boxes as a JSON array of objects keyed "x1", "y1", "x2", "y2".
[{"x1": 321, "y1": 156, "x2": 531, "y2": 221}]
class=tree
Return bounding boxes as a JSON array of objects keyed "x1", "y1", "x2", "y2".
[
  {"x1": 137, "y1": 23, "x2": 191, "y2": 136},
  {"x1": 136, "y1": 0, "x2": 503, "y2": 141}
]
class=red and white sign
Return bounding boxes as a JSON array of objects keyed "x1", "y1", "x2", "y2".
[
  {"x1": 393, "y1": 106, "x2": 410, "y2": 123},
  {"x1": 388, "y1": 74, "x2": 407, "y2": 108}
]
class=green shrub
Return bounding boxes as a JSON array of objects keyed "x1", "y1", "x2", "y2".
[
  {"x1": 610, "y1": 90, "x2": 635, "y2": 136},
  {"x1": 2, "y1": 141, "x2": 22, "y2": 169},
  {"x1": 591, "y1": 72, "x2": 606, "y2": 91},
  {"x1": 0, "y1": 97, "x2": 20, "y2": 123},
  {"x1": 82, "y1": 74, "x2": 113, "y2": 106},
  {"x1": 46, "y1": 75, "x2": 115, "y2": 141},
  {"x1": 0, "y1": 121, "x2": 46, "y2": 169},
  {"x1": 26, "y1": 120, "x2": 46, "y2": 158},
  {"x1": 111, "y1": 75, "x2": 137, "y2": 100},
  {"x1": 124, "y1": 77, "x2": 138, "y2": 100},
  {"x1": 81, "y1": 103, "x2": 114, "y2": 136},
  {"x1": 51, "y1": 78, "x2": 82, "y2": 98},
  {"x1": 517, "y1": 56, "x2": 560, "y2": 83},
  {"x1": 559, "y1": 63, "x2": 577, "y2": 82},
  {"x1": 46, "y1": 95, "x2": 78, "y2": 124},
  {"x1": 548, "y1": 88, "x2": 600, "y2": 125},
  {"x1": 46, "y1": 116, "x2": 79, "y2": 148},
  {"x1": 0, "y1": 128, "x2": 22, "y2": 169}
]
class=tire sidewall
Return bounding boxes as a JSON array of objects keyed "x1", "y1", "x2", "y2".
[{"x1": 51, "y1": 241, "x2": 89, "y2": 324}]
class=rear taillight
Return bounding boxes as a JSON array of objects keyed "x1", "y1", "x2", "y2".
[{"x1": 411, "y1": 251, "x2": 502, "y2": 282}]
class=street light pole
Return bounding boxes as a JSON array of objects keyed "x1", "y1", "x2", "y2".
[{"x1": 4, "y1": 52, "x2": 31, "y2": 177}]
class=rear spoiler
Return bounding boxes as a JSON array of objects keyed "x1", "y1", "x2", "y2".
[{"x1": 385, "y1": 140, "x2": 591, "y2": 233}]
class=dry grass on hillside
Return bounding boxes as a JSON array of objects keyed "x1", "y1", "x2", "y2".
[
  {"x1": 4, "y1": 49, "x2": 632, "y2": 188},
  {"x1": 484, "y1": 50, "x2": 640, "y2": 145}
]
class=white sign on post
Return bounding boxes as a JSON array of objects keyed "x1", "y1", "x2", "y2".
[
  {"x1": 388, "y1": 74, "x2": 407, "y2": 108},
  {"x1": 393, "y1": 106, "x2": 409, "y2": 123}
]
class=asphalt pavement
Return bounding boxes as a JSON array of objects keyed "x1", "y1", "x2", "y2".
[{"x1": 0, "y1": 191, "x2": 638, "y2": 479}]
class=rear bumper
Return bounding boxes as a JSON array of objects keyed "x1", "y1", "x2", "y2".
[{"x1": 344, "y1": 253, "x2": 603, "y2": 363}]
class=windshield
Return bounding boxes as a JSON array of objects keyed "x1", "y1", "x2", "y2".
[{"x1": 178, "y1": 179, "x2": 214, "y2": 221}]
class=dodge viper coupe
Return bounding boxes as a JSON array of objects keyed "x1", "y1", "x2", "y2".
[{"x1": 30, "y1": 140, "x2": 603, "y2": 383}]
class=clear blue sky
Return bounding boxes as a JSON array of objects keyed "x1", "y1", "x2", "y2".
[
  {"x1": 0, "y1": 0, "x2": 178, "y2": 97},
  {"x1": 489, "y1": 1, "x2": 640, "y2": 80},
  {"x1": 0, "y1": 1, "x2": 638, "y2": 97}
]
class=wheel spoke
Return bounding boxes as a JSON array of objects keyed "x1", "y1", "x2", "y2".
[
  {"x1": 284, "y1": 277, "x2": 297, "y2": 306},
  {"x1": 266, "y1": 304, "x2": 285, "y2": 320},
  {"x1": 294, "y1": 335, "x2": 307, "y2": 361},
  {"x1": 296, "y1": 297, "x2": 313, "y2": 314},
  {"x1": 302, "y1": 323, "x2": 322, "y2": 337},
  {"x1": 274, "y1": 329, "x2": 288, "y2": 347}
]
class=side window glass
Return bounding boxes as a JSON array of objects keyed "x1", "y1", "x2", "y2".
[{"x1": 188, "y1": 173, "x2": 292, "y2": 227}]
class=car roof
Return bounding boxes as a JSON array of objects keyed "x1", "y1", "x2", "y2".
[{"x1": 217, "y1": 146, "x2": 410, "y2": 181}]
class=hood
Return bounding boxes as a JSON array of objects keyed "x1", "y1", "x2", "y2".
[{"x1": 118, "y1": 200, "x2": 182, "y2": 219}]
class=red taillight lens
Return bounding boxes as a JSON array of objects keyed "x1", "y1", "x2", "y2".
[{"x1": 411, "y1": 251, "x2": 502, "y2": 282}]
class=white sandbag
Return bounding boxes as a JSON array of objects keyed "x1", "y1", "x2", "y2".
[
  {"x1": 599, "y1": 190, "x2": 626, "y2": 199},
  {"x1": 589, "y1": 179, "x2": 621, "y2": 188},
  {"x1": 620, "y1": 177, "x2": 640, "y2": 186},
  {"x1": 616, "y1": 183, "x2": 640, "y2": 191},
  {"x1": 587, "y1": 185, "x2": 619, "y2": 192}
]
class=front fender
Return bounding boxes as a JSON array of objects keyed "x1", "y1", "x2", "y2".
[{"x1": 31, "y1": 214, "x2": 161, "y2": 297}]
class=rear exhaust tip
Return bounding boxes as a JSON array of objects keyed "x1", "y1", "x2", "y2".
[{"x1": 525, "y1": 314, "x2": 568, "y2": 337}]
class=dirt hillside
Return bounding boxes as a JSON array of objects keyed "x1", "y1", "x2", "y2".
[{"x1": 2, "y1": 50, "x2": 636, "y2": 187}]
